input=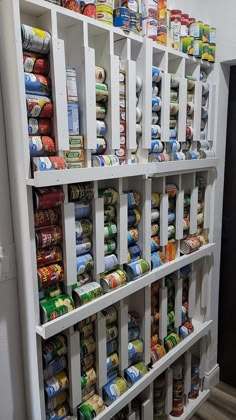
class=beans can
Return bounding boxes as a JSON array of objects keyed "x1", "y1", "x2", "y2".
[
  {"x1": 62, "y1": 0, "x2": 80, "y2": 12},
  {"x1": 37, "y1": 263, "x2": 63, "y2": 289},
  {"x1": 66, "y1": 67, "x2": 78, "y2": 102},
  {"x1": 128, "y1": 338, "x2": 143, "y2": 362},
  {"x1": 99, "y1": 187, "x2": 119, "y2": 205},
  {"x1": 76, "y1": 253, "x2": 93, "y2": 274},
  {"x1": 29, "y1": 135, "x2": 55, "y2": 157},
  {"x1": 35, "y1": 225, "x2": 63, "y2": 248},
  {"x1": 125, "y1": 258, "x2": 150, "y2": 281},
  {"x1": 73, "y1": 282, "x2": 103, "y2": 307},
  {"x1": 104, "y1": 222, "x2": 117, "y2": 239},
  {"x1": 75, "y1": 219, "x2": 93, "y2": 240},
  {"x1": 103, "y1": 377, "x2": 127, "y2": 405},
  {"x1": 41, "y1": 294, "x2": 74, "y2": 323},
  {"x1": 28, "y1": 118, "x2": 52, "y2": 135},
  {"x1": 104, "y1": 239, "x2": 116, "y2": 255},
  {"x1": 113, "y1": 7, "x2": 130, "y2": 30},
  {"x1": 78, "y1": 394, "x2": 105, "y2": 417},
  {"x1": 68, "y1": 102, "x2": 80, "y2": 135},
  {"x1": 23, "y1": 52, "x2": 50, "y2": 75},
  {"x1": 100, "y1": 269, "x2": 127, "y2": 293},
  {"x1": 43, "y1": 335, "x2": 67, "y2": 365},
  {"x1": 26, "y1": 94, "x2": 53, "y2": 118},
  {"x1": 21, "y1": 24, "x2": 51, "y2": 54}
]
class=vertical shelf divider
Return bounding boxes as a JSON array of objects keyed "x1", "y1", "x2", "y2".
[
  {"x1": 96, "y1": 312, "x2": 107, "y2": 394},
  {"x1": 67, "y1": 328, "x2": 81, "y2": 414},
  {"x1": 117, "y1": 299, "x2": 129, "y2": 374},
  {"x1": 165, "y1": 367, "x2": 173, "y2": 415},
  {"x1": 184, "y1": 350, "x2": 192, "y2": 403},
  {"x1": 159, "y1": 280, "x2": 168, "y2": 341},
  {"x1": 117, "y1": 193, "x2": 128, "y2": 265},
  {"x1": 175, "y1": 276, "x2": 183, "y2": 328}
]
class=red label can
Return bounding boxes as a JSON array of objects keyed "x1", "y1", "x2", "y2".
[
  {"x1": 62, "y1": 0, "x2": 80, "y2": 12},
  {"x1": 34, "y1": 187, "x2": 65, "y2": 210},
  {"x1": 23, "y1": 52, "x2": 50, "y2": 76},
  {"x1": 81, "y1": 1, "x2": 96, "y2": 17},
  {"x1": 28, "y1": 118, "x2": 52, "y2": 135},
  {"x1": 36, "y1": 246, "x2": 62, "y2": 268},
  {"x1": 37, "y1": 263, "x2": 64, "y2": 289},
  {"x1": 26, "y1": 95, "x2": 53, "y2": 119},
  {"x1": 34, "y1": 208, "x2": 61, "y2": 228},
  {"x1": 35, "y1": 225, "x2": 63, "y2": 248}
]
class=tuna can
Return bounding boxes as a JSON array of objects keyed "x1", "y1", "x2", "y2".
[
  {"x1": 104, "y1": 205, "x2": 116, "y2": 222},
  {"x1": 68, "y1": 102, "x2": 80, "y2": 135},
  {"x1": 99, "y1": 187, "x2": 119, "y2": 205},
  {"x1": 128, "y1": 244, "x2": 142, "y2": 262},
  {"x1": 150, "y1": 140, "x2": 164, "y2": 153},
  {"x1": 180, "y1": 236, "x2": 201, "y2": 254},
  {"x1": 43, "y1": 335, "x2": 67, "y2": 365},
  {"x1": 103, "y1": 377, "x2": 127, "y2": 405},
  {"x1": 76, "y1": 253, "x2": 93, "y2": 274},
  {"x1": 189, "y1": 21, "x2": 203, "y2": 40},
  {"x1": 107, "y1": 352, "x2": 119, "y2": 372},
  {"x1": 124, "y1": 258, "x2": 150, "y2": 280},
  {"x1": 75, "y1": 219, "x2": 93, "y2": 240},
  {"x1": 152, "y1": 112, "x2": 159, "y2": 125},
  {"x1": 26, "y1": 94, "x2": 53, "y2": 118},
  {"x1": 80, "y1": 1, "x2": 96, "y2": 17},
  {"x1": 75, "y1": 203, "x2": 91, "y2": 220},
  {"x1": 78, "y1": 395, "x2": 105, "y2": 417},
  {"x1": 35, "y1": 225, "x2": 63, "y2": 248},
  {"x1": 21, "y1": 24, "x2": 51, "y2": 54},
  {"x1": 28, "y1": 118, "x2": 52, "y2": 135},
  {"x1": 66, "y1": 67, "x2": 78, "y2": 102},
  {"x1": 96, "y1": 5, "x2": 113, "y2": 25},
  {"x1": 95, "y1": 66, "x2": 106, "y2": 84},
  {"x1": 37, "y1": 263, "x2": 63, "y2": 289},
  {"x1": 113, "y1": 8, "x2": 130, "y2": 30},
  {"x1": 96, "y1": 83, "x2": 108, "y2": 103},
  {"x1": 24, "y1": 73, "x2": 51, "y2": 96},
  {"x1": 107, "y1": 339, "x2": 118, "y2": 355},
  {"x1": 62, "y1": 0, "x2": 80, "y2": 12},
  {"x1": 76, "y1": 238, "x2": 92, "y2": 256},
  {"x1": 152, "y1": 96, "x2": 162, "y2": 112},
  {"x1": 96, "y1": 120, "x2": 107, "y2": 137},
  {"x1": 91, "y1": 137, "x2": 107, "y2": 155},
  {"x1": 105, "y1": 239, "x2": 117, "y2": 255},
  {"x1": 29, "y1": 135, "x2": 55, "y2": 157},
  {"x1": 73, "y1": 282, "x2": 103, "y2": 307},
  {"x1": 152, "y1": 67, "x2": 162, "y2": 84},
  {"x1": 209, "y1": 27, "x2": 216, "y2": 45},
  {"x1": 202, "y1": 42, "x2": 209, "y2": 61},
  {"x1": 96, "y1": 103, "x2": 106, "y2": 120},
  {"x1": 151, "y1": 124, "x2": 161, "y2": 139},
  {"x1": 208, "y1": 44, "x2": 216, "y2": 63},
  {"x1": 69, "y1": 183, "x2": 94, "y2": 202},
  {"x1": 199, "y1": 149, "x2": 215, "y2": 159},
  {"x1": 44, "y1": 356, "x2": 67, "y2": 380},
  {"x1": 80, "y1": 335, "x2": 96, "y2": 357},
  {"x1": 104, "y1": 254, "x2": 118, "y2": 271},
  {"x1": 34, "y1": 208, "x2": 61, "y2": 228},
  {"x1": 23, "y1": 52, "x2": 50, "y2": 75},
  {"x1": 40, "y1": 294, "x2": 74, "y2": 323},
  {"x1": 180, "y1": 36, "x2": 194, "y2": 55},
  {"x1": 127, "y1": 190, "x2": 141, "y2": 209},
  {"x1": 125, "y1": 362, "x2": 148, "y2": 385},
  {"x1": 104, "y1": 223, "x2": 117, "y2": 239},
  {"x1": 100, "y1": 269, "x2": 127, "y2": 292},
  {"x1": 128, "y1": 208, "x2": 141, "y2": 226},
  {"x1": 128, "y1": 227, "x2": 139, "y2": 245},
  {"x1": 44, "y1": 370, "x2": 68, "y2": 398},
  {"x1": 166, "y1": 140, "x2": 180, "y2": 153},
  {"x1": 92, "y1": 155, "x2": 119, "y2": 167},
  {"x1": 37, "y1": 246, "x2": 62, "y2": 268},
  {"x1": 151, "y1": 236, "x2": 160, "y2": 252}
]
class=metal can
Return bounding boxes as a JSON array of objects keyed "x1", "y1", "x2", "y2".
[
  {"x1": 28, "y1": 118, "x2": 52, "y2": 135},
  {"x1": 92, "y1": 155, "x2": 119, "y2": 167},
  {"x1": 103, "y1": 377, "x2": 127, "y2": 404},
  {"x1": 43, "y1": 356, "x2": 67, "y2": 380},
  {"x1": 21, "y1": 24, "x2": 51, "y2": 54},
  {"x1": 29, "y1": 135, "x2": 55, "y2": 157},
  {"x1": 151, "y1": 124, "x2": 161, "y2": 139},
  {"x1": 104, "y1": 222, "x2": 117, "y2": 239},
  {"x1": 104, "y1": 239, "x2": 116, "y2": 255},
  {"x1": 78, "y1": 395, "x2": 105, "y2": 417},
  {"x1": 125, "y1": 258, "x2": 150, "y2": 280},
  {"x1": 24, "y1": 72, "x2": 51, "y2": 96},
  {"x1": 128, "y1": 338, "x2": 143, "y2": 362},
  {"x1": 102, "y1": 305, "x2": 118, "y2": 324},
  {"x1": 81, "y1": 367, "x2": 97, "y2": 390},
  {"x1": 128, "y1": 244, "x2": 142, "y2": 262},
  {"x1": 37, "y1": 246, "x2": 62, "y2": 268},
  {"x1": 104, "y1": 205, "x2": 116, "y2": 223},
  {"x1": 202, "y1": 24, "x2": 209, "y2": 43},
  {"x1": 34, "y1": 207, "x2": 61, "y2": 228},
  {"x1": 75, "y1": 202, "x2": 91, "y2": 220},
  {"x1": 37, "y1": 263, "x2": 63, "y2": 289},
  {"x1": 96, "y1": 120, "x2": 107, "y2": 137},
  {"x1": 185, "y1": 150, "x2": 200, "y2": 160},
  {"x1": 100, "y1": 269, "x2": 127, "y2": 293},
  {"x1": 209, "y1": 27, "x2": 216, "y2": 45},
  {"x1": 113, "y1": 7, "x2": 130, "y2": 30},
  {"x1": 96, "y1": 103, "x2": 106, "y2": 120},
  {"x1": 76, "y1": 253, "x2": 93, "y2": 274},
  {"x1": 130, "y1": 11, "x2": 141, "y2": 33},
  {"x1": 41, "y1": 294, "x2": 75, "y2": 323},
  {"x1": 151, "y1": 193, "x2": 160, "y2": 208},
  {"x1": 67, "y1": 102, "x2": 80, "y2": 135},
  {"x1": 81, "y1": 354, "x2": 94, "y2": 372},
  {"x1": 43, "y1": 335, "x2": 67, "y2": 365},
  {"x1": 171, "y1": 75, "x2": 179, "y2": 88},
  {"x1": 35, "y1": 225, "x2": 63, "y2": 248},
  {"x1": 152, "y1": 67, "x2": 162, "y2": 84},
  {"x1": 152, "y1": 112, "x2": 159, "y2": 125},
  {"x1": 128, "y1": 326, "x2": 140, "y2": 341},
  {"x1": 180, "y1": 236, "x2": 201, "y2": 254},
  {"x1": 189, "y1": 21, "x2": 203, "y2": 40},
  {"x1": 199, "y1": 149, "x2": 215, "y2": 159},
  {"x1": 170, "y1": 90, "x2": 178, "y2": 101},
  {"x1": 127, "y1": 191, "x2": 141, "y2": 209},
  {"x1": 81, "y1": 1, "x2": 96, "y2": 17},
  {"x1": 164, "y1": 332, "x2": 180, "y2": 352},
  {"x1": 107, "y1": 339, "x2": 118, "y2": 355},
  {"x1": 186, "y1": 125, "x2": 193, "y2": 140},
  {"x1": 26, "y1": 94, "x2": 53, "y2": 118},
  {"x1": 23, "y1": 52, "x2": 50, "y2": 76},
  {"x1": 95, "y1": 66, "x2": 106, "y2": 84},
  {"x1": 80, "y1": 335, "x2": 96, "y2": 358},
  {"x1": 151, "y1": 209, "x2": 160, "y2": 222},
  {"x1": 151, "y1": 236, "x2": 160, "y2": 253},
  {"x1": 128, "y1": 208, "x2": 141, "y2": 226},
  {"x1": 208, "y1": 44, "x2": 216, "y2": 63},
  {"x1": 96, "y1": 5, "x2": 113, "y2": 25},
  {"x1": 107, "y1": 352, "x2": 119, "y2": 372},
  {"x1": 193, "y1": 39, "x2": 203, "y2": 58},
  {"x1": 202, "y1": 42, "x2": 209, "y2": 61},
  {"x1": 166, "y1": 140, "x2": 180, "y2": 153},
  {"x1": 44, "y1": 370, "x2": 68, "y2": 398},
  {"x1": 66, "y1": 67, "x2": 78, "y2": 102},
  {"x1": 79, "y1": 322, "x2": 94, "y2": 339},
  {"x1": 62, "y1": 0, "x2": 80, "y2": 12},
  {"x1": 150, "y1": 140, "x2": 164, "y2": 153},
  {"x1": 75, "y1": 219, "x2": 93, "y2": 240},
  {"x1": 115, "y1": 146, "x2": 126, "y2": 158},
  {"x1": 96, "y1": 83, "x2": 108, "y2": 103},
  {"x1": 142, "y1": 18, "x2": 157, "y2": 41},
  {"x1": 63, "y1": 149, "x2": 85, "y2": 163},
  {"x1": 99, "y1": 187, "x2": 119, "y2": 205},
  {"x1": 152, "y1": 97, "x2": 162, "y2": 112},
  {"x1": 125, "y1": 362, "x2": 148, "y2": 385},
  {"x1": 76, "y1": 238, "x2": 92, "y2": 256},
  {"x1": 152, "y1": 85, "x2": 159, "y2": 96},
  {"x1": 104, "y1": 254, "x2": 118, "y2": 272},
  {"x1": 127, "y1": 227, "x2": 139, "y2": 245},
  {"x1": 180, "y1": 36, "x2": 194, "y2": 55},
  {"x1": 73, "y1": 282, "x2": 103, "y2": 308},
  {"x1": 151, "y1": 251, "x2": 165, "y2": 269},
  {"x1": 170, "y1": 102, "x2": 179, "y2": 116}
]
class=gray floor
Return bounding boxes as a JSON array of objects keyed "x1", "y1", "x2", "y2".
[{"x1": 192, "y1": 383, "x2": 236, "y2": 420}]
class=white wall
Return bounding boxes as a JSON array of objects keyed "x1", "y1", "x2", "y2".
[{"x1": 0, "y1": 81, "x2": 26, "y2": 418}]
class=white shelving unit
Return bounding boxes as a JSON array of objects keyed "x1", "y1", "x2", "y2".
[{"x1": 0, "y1": 1, "x2": 220, "y2": 419}]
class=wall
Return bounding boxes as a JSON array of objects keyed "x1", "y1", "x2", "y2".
[{"x1": 0, "y1": 79, "x2": 26, "y2": 418}]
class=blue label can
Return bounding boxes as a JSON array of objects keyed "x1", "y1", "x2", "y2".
[
  {"x1": 128, "y1": 244, "x2": 142, "y2": 262},
  {"x1": 68, "y1": 102, "x2": 80, "y2": 135},
  {"x1": 152, "y1": 66, "x2": 162, "y2": 83},
  {"x1": 150, "y1": 140, "x2": 164, "y2": 153},
  {"x1": 128, "y1": 326, "x2": 140, "y2": 341},
  {"x1": 107, "y1": 339, "x2": 118, "y2": 355},
  {"x1": 168, "y1": 212, "x2": 176, "y2": 223},
  {"x1": 24, "y1": 72, "x2": 51, "y2": 96},
  {"x1": 113, "y1": 8, "x2": 130, "y2": 30},
  {"x1": 75, "y1": 202, "x2": 91, "y2": 220},
  {"x1": 151, "y1": 252, "x2": 163, "y2": 269},
  {"x1": 43, "y1": 356, "x2": 67, "y2": 381},
  {"x1": 104, "y1": 254, "x2": 118, "y2": 272},
  {"x1": 152, "y1": 96, "x2": 161, "y2": 112},
  {"x1": 76, "y1": 238, "x2": 92, "y2": 256},
  {"x1": 76, "y1": 253, "x2": 93, "y2": 274}
]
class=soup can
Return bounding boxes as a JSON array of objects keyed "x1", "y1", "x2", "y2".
[
  {"x1": 62, "y1": 0, "x2": 80, "y2": 11},
  {"x1": 75, "y1": 202, "x2": 91, "y2": 220},
  {"x1": 151, "y1": 124, "x2": 161, "y2": 139},
  {"x1": 128, "y1": 326, "x2": 140, "y2": 341},
  {"x1": 91, "y1": 137, "x2": 107, "y2": 155},
  {"x1": 28, "y1": 118, "x2": 52, "y2": 135},
  {"x1": 100, "y1": 269, "x2": 127, "y2": 292},
  {"x1": 104, "y1": 205, "x2": 116, "y2": 222},
  {"x1": 43, "y1": 335, "x2": 67, "y2": 366},
  {"x1": 21, "y1": 24, "x2": 51, "y2": 54},
  {"x1": 69, "y1": 183, "x2": 94, "y2": 202},
  {"x1": 151, "y1": 236, "x2": 160, "y2": 253},
  {"x1": 96, "y1": 103, "x2": 106, "y2": 120},
  {"x1": 209, "y1": 27, "x2": 216, "y2": 45},
  {"x1": 124, "y1": 258, "x2": 150, "y2": 280},
  {"x1": 81, "y1": 354, "x2": 95, "y2": 372},
  {"x1": 104, "y1": 239, "x2": 116, "y2": 255},
  {"x1": 150, "y1": 140, "x2": 164, "y2": 154},
  {"x1": 125, "y1": 362, "x2": 148, "y2": 385},
  {"x1": 37, "y1": 263, "x2": 63, "y2": 289},
  {"x1": 26, "y1": 94, "x2": 53, "y2": 118},
  {"x1": 76, "y1": 238, "x2": 92, "y2": 256},
  {"x1": 34, "y1": 207, "x2": 61, "y2": 228},
  {"x1": 152, "y1": 112, "x2": 159, "y2": 125},
  {"x1": 96, "y1": 5, "x2": 113, "y2": 25},
  {"x1": 23, "y1": 52, "x2": 50, "y2": 75},
  {"x1": 35, "y1": 225, "x2": 63, "y2": 248},
  {"x1": 29, "y1": 135, "x2": 55, "y2": 157}
]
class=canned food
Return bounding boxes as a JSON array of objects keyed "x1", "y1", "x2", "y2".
[
  {"x1": 151, "y1": 344, "x2": 166, "y2": 365},
  {"x1": 102, "y1": 305, "x2": 118, "y2": 324},
  {"x1": 24, "y1": 72, "x2": 51, "y2": 96},
  {"x1": 202, "y1": 42, "x2": 209, "y2": 60},
  {"x1": 152, "y1": 112, "x2": 159, "y2": 125},
  {"x1": 151, "y1": 223, "x2": 159, "y2": 236},
  {"x1": 99, "y1": 187, "x2": 119, "y2": 205},
  {"x1": 151, "y1": 236, "x2": 160, "y2": 253},
  {"x1": 44, "y1": 356, "x2": 67, "y2": 381},
  {"x1": 107, "y1": 352, "x2": 119, "y2": 372},
  {"x1": 82, "y1": 385, "x2": 96, "y2": 403},
  {"x1": 73, "y1": 282, "x2": 103, "y2": 307},
  {"x1": 128, "y1": 338, "x2": 143, "y2": 362},
  {"x1": 92, "y1": 155, "x2": 119, "y2": 167},
  {"x1": 44, "y1": 370, "x2": 68, "y2": 398},
  {"x1": 21, "y1": 24, "x2": 51, "y2": 54},
  {"x1": 171, "y1": 397, "x2": 184, "y2": 417},
  {"x1": 208, "y1": 44, "x2": 215, "y2": 63},
  {"x1": 107, "y1": 339, "x2": 118, "y2": 355},
  {"x1": 76, "y1": 253, "x2": 93, "y2": 274},
  {"x1": 193, "y1": 39, "x2": 203, "y2": 58},
  {"x1": 128, "y1": 326, "x2": 140, "y2": 341},
  {"x1": 170, "y1": 102, "x2": 179, "y2": 116},
  {"x1": 23, "y1": 52, "x2": 50, "y2": 76},
  {"x1": 199, "y1": 149, "x2": 215, "y2": 159},
  {"x1": 180, "y1": 236, "x2": 201, "y2": 254},
  {"x1": 189, "y1": 21, "x2": 203, "y2": 40},
  {"x1": 104, "y1": 239, "x2": 116, "y2": 255},
  {"x1": 95, "y1": 66, "x2": 106, "y2": 84},
  {"x1": 79, "y1": 322, "x2": 94, "y2": 339},
  {"x1": 128, "y1": 208, "x2": 141, "y2": 226},
  {"x1": 81, "y1": 367, "x2": 97, "y2": 389},
  {"x1": 78, "y1": 394, "x2": 105, "y2": 417},
  {"x1": 164, "y1": 332, "x2": 180, "y2": 352},
  {"x1": 125, "y1": 362, "x2": 148, "y2": 385},
  {"x1": 151, "y1": 124, "x2": 161, "y2": 139},
  {"x1": 186, "y1": 125, "x2": 193, "y2": 139},
  {"x1": 34, "y1": 207, "x2": 61, "y2": 227},
  {"x1": 185, "y1": 150, "x2": 200, "y2": 160},
  {"x1": 96, "y1": 83, "x2": 108, "y2": 103},
  {"x1": 151, "y1": 251, "x2": 166, "y2": 269},
  {"x1": 152, "y1": 96, "x2": 162, "y2": 112},
  {"x1": 100, "y1": 269, "x2": 127, "y2": 292},
  {"x1": 46, "y1": 392, "x2": 67, "y2": 411},
  {"x1": 96, "y1": 6, "x2": 113, "y2": 25},
  {"x1": 209, "y1": 27, "x2": 216, "y2": 45},
  {"x1": 127, "y1": 191, "x2": 141, "y2": 209},
  {"x1": 75, "y1": 219, "x2": 93, "y2": 240},
  {"x1": 104, "y1": 254, "x2": 118, "y2": 271},
  {"x1": 43, "y1": 335, "x2": 67, "y2": 365},
  {"x1": 115, "y1": 146, "x2": 126, "y2": 158},
  {"x1": 152, "y1": 66, "x2": 162, "y2": 83},
  {"x1": 66, "y1": 67, "x2": 78, "y2": 103},
  {"x1": 29, "y1": 135, "x2": 55, "y2": 157},
  {"x1": 76, "y1": 238, "x2": 92, "y2": 256},
  {"x1": 37, "y1": 263, "x2": 63, "y2": 289},
  {"x1": 28, "y1": 118, "x2": 52, "y2": 135},
  {"x1": 37, "y1": 246, "x2": 62, "y2": 268},
  {"x1": 26, "y1": 95, "x2": 53, "y2": 118},
  {"x1": 113, "y1": 7, "x2": 130, "y2": 30},
  {"x1": 151, "y1": 209, "x2": 160, "y2": 222},
  {"x1": 62, "y1": 0, "x2": 80, "y2": 12},
  {"x1": 81, "y1": 354, "x2": 95, "y2": 372},
  {"x1": 63, "y1": 150, "x2": 85, "y2": 163},
  {"x1": 125, "y1": 258, "x2": 150, "y2": 280},
  {"x1": 128, "y1": 227, "x2": 139, "y2": 245},
  {"x1": 41, "y1": 294, "x2": 74, "y2": 323},
  {"x1": 152, "y1": 86, "x2": 159, "y2": 96},
  {"x1": 68, "y1": 102, "x2": 79, "y2": 135},
  {"x1": 180, "y1": 36, "x2": 194, "y2": 55},
  {"x1": 91, "y1": 137, "x2": 107, "y2": 155},
  {"x1": 80, "y1": 1, "x2": 96, "y2": 17},
  {"x1": 127, "y1": 244, "x2": 142, "y2": 262},
  {"x1": 166, "y1": 140, "x2": 180, "y2": 153},
  {"x1": 103, "y1": 377, "x2": 127, "y2": 405},
  {"x1": 104, "y1": 223, "x2": 117, "y2": 239},
  {"x1": 35, "y1": 225, "x2": 63, "y2": 248},
  {"x1": 150, "y1": 140, "x2": 164, "y2": 154},
  {"x1": 96, "y1": 120, "x2": 107, "y2": 137},
  {"x1": 96, "y1": 103, "x2": 106, "y2": 120},
  {"x1": 74, "y1": 202, "x2": 91, "y2": 220}
]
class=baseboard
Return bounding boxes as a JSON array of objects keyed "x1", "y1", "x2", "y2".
[{"x1": 204, "y1": 364, "x2": 220, "y2": 390}]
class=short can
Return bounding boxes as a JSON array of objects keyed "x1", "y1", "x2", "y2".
[
  {"x1": 36, "y1": 246, "x2": 62, "y2": 268},
  {"x1": 37, "y1": 263, "x2": 63, "y2": 289},
  {"x1": 102, "y1": 305, "x2": 118, "y2": 324},
  {"x1": 164, "y1": 332, "x2": 180, "y2": 352},
  {"x1": 28, "y1": 118, "x2": 52, "y2": 135},
  {"x1": 104, "y1": 222, "x2": 117, "y2": 239},
  {"x1": 96, "y1": 83, "x2": 108, "y2": 103},
  {"x1": 96, "y1": 5, "x2": 113, "y2": 25},
  {"x1": 42, "y1": 335, "x2": 67, "y2": 365},
  {"x1": 21, "y1": 24, "x2": 51, "y2": 54},
  {"x1": 35, "y1": 225, "x2": 63, "y2": 248},
  {"x1": 69, "y1": 182, "x2": 94, "y2": 202},
  {"x1": 104, "y1": 254, "x2": 118, "y2": 272},
  {"x1": 34, "y1": 208, "x2": 61, "y2": 228},
  {"x1": 66, "y1": 67, "x2": 78, "y2": 102},
  {"x1": 44, "y1": 370, "x2": 68, "y2": 398},
  {"x1": 199, "y1": 149, "x2": 215, "y2": 159},
  {"x1": 81, "y1": 353, "x2": 94, "y2": 372},
  {"x1": 151, "y1": 124, "x2": 161, "y2": 139},
  {"x1": 166, "y1": 140, "x2": 180, "y2": 153},
  {"x1": 128, "y1": 339, "x2": 143, "y2": 362},
  {"x1": 125, "y1": 362, "x2": 148, "y2": 385},
  {"x1": 127, "y1": 227, "x2": 139, "y2": 245},
  {"x1": 92, "y1": 137, "x2": 107, "y2": 155},
  {"x1": 77, "y1": 394, "x2": 105, "y2": 417},
  {"x1": 67, "y1": 102, "x2": 80, "y2": 135},
  {"x1": 127, "y1": 190, "x2": 141, "y2": 209},
  {"x1": 180, "y1": 236, "x2": 201, "y2": 254},
  {"x1": 100, "y1": 269, "x2": 127, "y2": 293},
  {"x1": 107, "y1": 352, "x2": 119, "y2": 372},
  {"x1": 124, "y1": 258, "x2": 150, "y2": 281},
  {"x1": 75, "y1": 219, "x2": 93, "y2": 240},
  {"x1": 40, "y1": 294, "x2": 74, "y2": 323},
  {"x1": 80, "y1": 335, "x2": 96, "y2": 358},
  {"x1": 96, "y1": 103, "x2": 106, "y2": 120},
  {"x1": 113, "y1": 7, "x2": 130, "y2": 30},
  {"x1": 62, "y1": 0, "x2": 80, "y2": 12},
  {"x1": 43, "y1": 356, "x2": 67, "y2": 381},
  {"x1": 23, "y1": 52, "x2": 50, "y2": 75},
  {"x1": 29, "y1": 135, "x2": 56, "y2": 157},
  {"x1": 96, "y1": 120, "x2": 107, "y2": 137},
  {"x1": 103, "y1": 377, "x2": 127, "y2": 404},
  {"x1": 76, "y1": 253, "x2": 93, "y2": 274},
  {"x1": 104, "y1": 205, "x2": 116, "y2": 222},
  {"x1": 24, "y1": 72, "x2": 51, "y2": 96},
  {"x1": 128, "y1": 244, "x2": 142, "y2": 262},
  {"x1": 75, "y1": 202, "x2": 91, "y2": 220},
  {"x1": 73, "y1": 282, "x2": 103, "y2": 307}
]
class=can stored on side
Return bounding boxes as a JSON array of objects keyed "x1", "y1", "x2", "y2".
[{"x1": 67, "y1": 102, "x2": 80, "y2": 135}]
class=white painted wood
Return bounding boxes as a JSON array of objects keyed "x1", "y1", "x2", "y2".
[
  {"x1": 93, "y1": 197, "x2": 105, "y2": 275},
  {"x1": 144, "y1": 286, "x2": 152, "y2": 365},
  {"x1": 193, "y1": 81, "x2": 202, "y2": 142},
  {"x1": 175, "y1": 277, "x2": 183, "y2": 328},
  {"x1": 118, "y1": 194, "x2": 128, "y2": 265},
  {"x1": 199, "y1": 336, "x2": 207, "y2": 380},
  {"x1": 190, "y1": 186, "x2": 198, "y2": 235},
  {"x1": 165, "y1": 368, "x2": 173, "y2": 415},
  {"x1": 67, "y1": 329, "x2": 81, "y2": 411},
  {"x1": 141, "y1": 399, "x2": 153, "y2": 420},
  {"x1": 160, "y1": 194, "x2": 168, "y2": 246},
  {"x1": 141, "y1": 178, "x2": 152, "y2": 265},
  {"x1": 176, "y1": 190, "x2": 184, "y2": 240},
  {"x1": 118, "y1": 300, "x2": 129, "y2": 372},
  {"x1": 188, "y1": 269, "x2": 197, "y2": 319},
  {"x1": 201, "y1": 257, "x2": 208, "y2": 310},
  {"x1": 95, "y1": 313, "x2": 107, "y2": 392},
  {"x1": 169, "y1": 390, "x2": 210, "y2": 420},
  {"x1": 159, "y1": 286, "x2": 167, "y2": 340},
  {"x1": 129, "y1": 413, "x2": 136, "y2": 420},
  {"x1": 110, "y1": 54, "x2": 120, "y2": 150},
  {"x1": 161, "y1": 73, "x2": 171, "y2": 142},
  {"x1": 204, "y1": 181, "x2": 212, "y2": 230},
  {"x1": 184, "y1": 351, "x2": 192, "y2": 396},
  {"x1": 207, "y1": 84, "x2": 216, "y2": 143},
  {"x1": 62, "y1": 202, "x2": 77, "y2": 288},
  {"x1": 178, "y1": 78, "x2": 188, "y2": 142},
  {"x1": 126, "y1": 59, "x2": 137, "y2": 151},
  {"x1": 140, "y1": 38, "x2": 152, "y2": 149}
]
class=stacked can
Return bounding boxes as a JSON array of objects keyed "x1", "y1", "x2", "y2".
[
  {"x1": 64, "y1": 68, "x2": 85, "y2": 168},
  {"x1": 34, "y1": 187, "x2": 75, "y2": 324},
  {"x1": 188, "y1": 358, "x2": 200, "y2": 399},
  {"x1": 150, "y1": 282, "x2": 166, "y2": 365},
  {"x1": 183, "y1": 75, "x2": 196, "y2": 160},
  {"x1": 157, "y1": 0, "x2": 167, "y2": 46},
  {"x1": 103, "y1": 306, "x2": 120, "y2": 383},
  {"x1": 22, "y1": 25, "x2": 64, "y2": 174},
  {"x1": 153, "y1": 374, "x2": 166, "y2": 420},
  {"x1": 43, "y1": 334, "x2": 72, "y2": 419},
  {"x1": 61, "y1": 0, "x2": 80, "y2": 13},
  {"x1": 163, "y1": 276, "x2": 180, "y2": 353},
  {"x1": 150, "y1": 191, "x2": 166, "y2": 270},
  {"x1": 116, "y1": 65, "x2": 126, "y2": 164},
  {"x1": 171, "y1": 359, "x2": 185, "y2": 417},
  {"x1": 149, "y1": 67, "x2": 164, "y2": 163},
  {"x1": 183, "y1": 193, "x2": 190, "y2": 238},
  {"x1": 164, "y1": 184, "x2": 177, "y2": 262},
  {"x1": 113, "y1": 1, "x2": 141, "y2": 34},
  {"x1": 179, "y1": 269, "x2": 194, "y2": 340},
  {"x1": 198, "y1": 72, "x2": 215, "y2": 159},
  {"x1": 142, "y1": 0, "x2": 158, "y2": 41},
  {"x1": 133, "y1": 74, "x2": 143, "y2": 164},
  {"x1": 127, "y1": 311, "x2": 143, "y2": 366},
  {"x1": 96, "y1": 0, "x2": 113, "y2": 25},
  {"x1": 124, "y1": 191, "x2": 150, "y2": 280}
]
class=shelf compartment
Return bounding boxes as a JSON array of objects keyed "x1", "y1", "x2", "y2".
[
  {"x1": 169, "y1": 389, "x2": 210, "y2": 420},
  {"x1": 36, "y1": 243, "x2": 216, "y2": 339}
]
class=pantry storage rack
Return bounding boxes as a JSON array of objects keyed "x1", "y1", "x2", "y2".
[{"x1": 0, "y1": 0, "x2": 219, "y2": 419}]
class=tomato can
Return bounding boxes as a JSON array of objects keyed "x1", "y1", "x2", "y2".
[
  {"x1": 75, "y1": 219, "x2": 93, "y2": 240},
  {"x1": 33, "y1": 187, "x2": 65, "y2": 210},
  {"x1": 76, "y1": 253, "x2": 93, "y2": 274},
  {"x1": 41, "y1": 294, "x2": 75, "y2": 323},
  {"x1": 29, "y1": 135, "x2": 55, "y2": 157},
  {"x1": 28, "y1": 118, "x2": 52, "y2": 135},
  {"x1": 100, "y1": 269, "x2": 127, "y2": 292},
  {"x1": 69, "y1": 183, "x2": 94, "y2": 202},
  {"x1": 35, "y1": 225, "x2": 63, "y2": 248},
  {"x1": 21, "y1": 24, "x2": 51, "y2": 54},
  {"x1": 62, "y1": 0, "x2": 80, "y2": 12},
  {"x1": 66, "y1": 67, "x2": 78, "y2": 102},
  {"x1": 26, "y1": 95, "x2": 53, "y2": 118},
  {"x1": 23, "y1": 52, "x2": 50, "y2": 75},
  {"x1": 37, "y1": 263, "x2": 64, "y2": 289},
  {"x1": 125, "y1": 258, "x2": 150, "y2": 280},
  {"x1": 73, "y1": 282, "x2": 103, "y2": 307},
  {"x1": 78, "y1": 394, "x2": 105, "y2": 417}
]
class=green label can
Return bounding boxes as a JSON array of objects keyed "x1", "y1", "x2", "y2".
[
  {"x1": 104, "y1": 222, "x2": 117, "y2": 239},
  {"x1": 189, "y1": 21, "x2": 203, "y2": 39},
  {"x1": 202, "y1": 24, "x2": 209, "y2": 43},
  {"x1": 208, "y1": 44, "x2": 216, "y2": 63},
  {"x1": 193, "y1": 40, "x2": 203, "y2": 58},
  {"x1": 202, "y1": 42, "x2": 209, "y2": 61},
  {"x1": 73, "y1": 282, "x2": 103, "y2": 307},
  {"x1": 40, "y1": 294, "x2": 75, "y2": 324},
  {"x1": 124, "y1": 258, "x2": 150, "y2": 281},
  {"x1": 180, "y1": 36, "x2": 194, "y2": 55}
]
